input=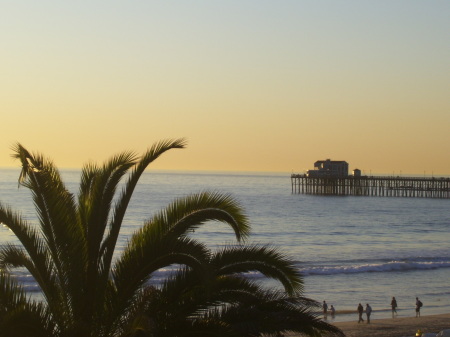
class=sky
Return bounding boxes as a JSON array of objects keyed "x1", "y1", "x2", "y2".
[{"x1": 1, "y1": 1, "x2": 449, "y2": 175}]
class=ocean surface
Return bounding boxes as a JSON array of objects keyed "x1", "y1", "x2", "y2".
[{"x1": 1, "y1": 168, "x2": 449, "y2": 323}]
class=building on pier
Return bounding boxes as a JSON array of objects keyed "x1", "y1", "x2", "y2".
[
  {"x1": 307, "y1": 159, "x2": 349, "y2": 177},
  {"x1": 293, "y1": 160, "x2": 450, "y2": 198}
]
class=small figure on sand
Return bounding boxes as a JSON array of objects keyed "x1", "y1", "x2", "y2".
[
  {"x1": 323, "y1": 300, "x2": 328, "y2": 315},
  {"x1": 357, "y1": 303, "x2": 364, "y2": 323},
  {"x1": 366, "y1": 303, "x2": 372, "y2": 324},
  {"x1": 330, "y1": 304, "x2": 336, "y2": 318},
  {"x1": 391, "y1": 296, "x2": 397, "y2": 316},
  {"x1": 415, "y1": 297, "x2": 422, "y2": 317}
]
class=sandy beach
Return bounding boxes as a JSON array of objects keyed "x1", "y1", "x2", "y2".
[{"x1": 322, "y1": 313, "x2": 450, "y2": 337}]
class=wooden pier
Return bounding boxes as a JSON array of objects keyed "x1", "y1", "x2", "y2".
[{"x1": 291, "y1": 175, "x2": 450, "y2": 198}]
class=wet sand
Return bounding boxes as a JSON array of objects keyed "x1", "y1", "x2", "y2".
[{"x1": 324, "y1": 313, "x2": 450, "y2": 337}]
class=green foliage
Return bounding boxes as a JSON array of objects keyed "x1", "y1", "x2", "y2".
[{"x1": 0, "y1": 139, "x2": 343, "y2": 337}]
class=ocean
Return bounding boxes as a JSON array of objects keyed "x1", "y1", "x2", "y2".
[{"x1": 1, "y1": 168, "x2": 449, "y2": 323}]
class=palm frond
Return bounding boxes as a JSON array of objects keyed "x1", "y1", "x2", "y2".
[
  {"x1": 0, "y1": 245, "x2": 70, "y2": 329},
  {"x1": 153, "y1": 269, "x2": 263, "y2": 325},
  {"x1": 115, "y1": 286, "x2": 160, "y2": 336},
  {"x1": 211, "y1": 245, "x2": 303, "y2": 295},
  {"x1": 0, "y1": 273, "x2": 56, "y2": 336},
  {"x1": 75, "y1": 151, "x2": 137, "y2": 329},
  {"x1": 100, "y1": 138, "x2": 187, "y2": 272},
  {"x1": 81, "y1": 151, "x2": 136, "y2": 256},
  {"x1": 209, "y1": 291, "x2": 344, "y2": 337},
  {"x1": 121, "y1": 284, "x2": 238, "y2": 337},
  {"x1": 0, "y1": 205, "x2": 65, "y2": 313},
  {"x1": 165, "y1": 319, "x2": 236, "y2": 337},
  {"x1": 0, "y1": 203, "x2": 44, "y2": 267},
  {"x1": 0, "y1": 301, "x2": 57, "y2": 337},
  {"x1": 10, "y1": 144, "x2": 82, "y2": 298},
  {"x1": 156, "y1": 191, "x2": 250, "y2": 242},
  {"x1": 111, "y1": 236, "x2": 209, "y2": 321},
  {"x1": 0, "y1": 271, "x2": 27, "y2": 312}
]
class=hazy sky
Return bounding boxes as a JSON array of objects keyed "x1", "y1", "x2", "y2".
[{"x1": 2, "y1": 1, "x2": 449, "y2": 174}]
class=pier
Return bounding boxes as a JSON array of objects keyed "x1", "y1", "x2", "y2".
[{"x1": 291, "y1": 175, "x2": 450, "y2": 198}]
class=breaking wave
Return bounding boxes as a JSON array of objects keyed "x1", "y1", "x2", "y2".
[{"x1": 300, "y1": 258, "x2": 450, "y2": 276}]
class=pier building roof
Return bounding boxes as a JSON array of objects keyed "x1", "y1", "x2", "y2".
[{"x1": 307, "y1": 159, "x2": 349, "y2": 177}]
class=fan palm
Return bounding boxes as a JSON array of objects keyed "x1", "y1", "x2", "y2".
[{"x1": 0, "y1": 139, "x2": 343, "y2": 337}]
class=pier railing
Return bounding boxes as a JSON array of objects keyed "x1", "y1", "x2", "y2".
[{"x1": 291, "y1": 175, "x2": 450, "y2": 198}]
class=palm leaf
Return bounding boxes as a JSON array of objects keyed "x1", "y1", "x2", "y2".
[
  {"x1": 211, "y1": 245, "x2": 303, "y2": 295},
  {"x1": 77, "y1": 152, "x2": 136, "y2": 328},
  {"x1": 0, "y1": 302, "x2": 56, "y2": 337},
  {"x1": 210, "y1": 292, "x2": 344, "y2": 337},
  {"x1": 110, "y1": 236, "x2": 209, "y2": 326},
  {"x1": 0, "y1": 205, "x2": 65, "y2": 320},
  {"x1": 100, "y1": 138, "x2": 187, "y2": 274},
  {"x1": 156, "y1": 191, "x2": 250, "y2": 241},
  {"x1": 10, "y1": 145, "x2": 85, "y2": 326}
]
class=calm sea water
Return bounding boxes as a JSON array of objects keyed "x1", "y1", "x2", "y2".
[{"x1": 1, "y1": 169, "x2": 449, "y2": 322}]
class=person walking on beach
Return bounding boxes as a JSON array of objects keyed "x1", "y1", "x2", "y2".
[
  {"x1": 415, "y1": 297, "x2": 422, "y2": 317},
  {"x1": 323, "y1": 300, "x2": 328, "y2": 315},
  {"x1": 357, "y1": 303, "x2": 364, "y2": 323},
  {"x1": 366, "y1": 303, "x2": 372, "y2": 324},
  {"x1": 391, "y1": 296, "x2": 398, "y2": 316}
]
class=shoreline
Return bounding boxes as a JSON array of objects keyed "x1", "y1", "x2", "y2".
[
  {"x1": 318, "y1": 307, "x2": 449, "y2": 323},
  {"x1": 287, "y1": 313, "x2": 450, "y2": 337},
  {"x1": 326, "y1": 313, "x2": 450, "y2": 337}
]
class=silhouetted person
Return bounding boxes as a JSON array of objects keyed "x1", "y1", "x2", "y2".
[
  {"x1": 323, "y1": 300, "x2": 328, "y2": 315},
  {"x1": 366, "y1": 303, "x2": 372, "y2": 323},
  {"x1": 415, "y1": 297, "x2": 422, "y2": 317},
  {"x1": 330, "y1": 304, "x2": 336, "y2": 318},
  {"x1": 391, "y1": 296, "x2": 398, "y2": 317},
  {"x1": 357, "y1": 303, "x2": 364, "y2": 323}
]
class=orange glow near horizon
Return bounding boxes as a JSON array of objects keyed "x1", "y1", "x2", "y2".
[{"x1": 2, "y1": 2, "x2": 449, "y2": 175}]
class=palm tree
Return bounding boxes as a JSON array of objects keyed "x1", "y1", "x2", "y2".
[
  {"x1": 0, "y1": 139, "x2": 343, "y2": 337},
  {"x1": 122, "y1": 245, "x2": 343, "y2": 337}
]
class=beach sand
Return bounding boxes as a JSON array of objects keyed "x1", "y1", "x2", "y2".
[{"x1": 322, "y1": 313, "x2": 450, "y2": 337}]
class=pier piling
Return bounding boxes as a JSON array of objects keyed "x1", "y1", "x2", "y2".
[{"x1": 291, "y1": 175, "x2": 450, "y2": 198}]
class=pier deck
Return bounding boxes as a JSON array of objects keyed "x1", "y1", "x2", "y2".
[{"x1": 291, "y1": 175, "x2": 450, "y2": 198}]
